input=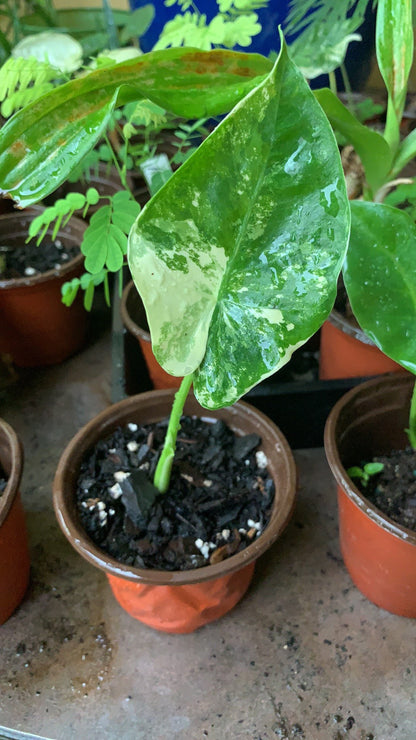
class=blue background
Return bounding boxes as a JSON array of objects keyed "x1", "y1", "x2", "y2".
[{"x1": 130, "y1": 1, "x2": 376, "y2": 90}]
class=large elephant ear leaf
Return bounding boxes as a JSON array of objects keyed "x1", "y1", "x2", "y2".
[
  {"x1": 128, "y1": 39, "x2": 350, "y2": 409},
  {"x1": 344, "y1": 201, "x2": 416, "y2": 374}
]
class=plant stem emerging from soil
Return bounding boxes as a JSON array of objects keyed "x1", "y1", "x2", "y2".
[
  {"x1": 407, "y1": 378, "x2": 416, "y2": 449},
  {"x1": 153, "y1": 373, "x2": 194, "y2": 494}
]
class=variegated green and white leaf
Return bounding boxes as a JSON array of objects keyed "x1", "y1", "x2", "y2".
[{"x1": 128, "y1": 40, "x2": 350, "y2": 409}]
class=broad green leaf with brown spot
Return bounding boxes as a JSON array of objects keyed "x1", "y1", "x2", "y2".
[{"x1": 0, "y1": 47, "x2": 271, "y2": 207}]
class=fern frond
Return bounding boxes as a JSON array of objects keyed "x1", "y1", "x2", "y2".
[
  {"x1": 0, "y1": 55, "x2": 60, "y2": 116},
  {"x1": 285, "y1": 0, "x2": 370, "y2": 37}
]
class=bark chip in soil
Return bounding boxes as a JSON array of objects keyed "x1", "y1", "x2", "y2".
[{"x1": 76, "y1": 415, "x2": 276, "y2": 571}]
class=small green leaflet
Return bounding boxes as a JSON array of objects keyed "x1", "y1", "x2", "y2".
[
  {"x1": 82, "y1": 191, "x2": 140, "y2": 274},
  {"x1": 128, "y1": 37, "x2": 350, "y2": 409}
]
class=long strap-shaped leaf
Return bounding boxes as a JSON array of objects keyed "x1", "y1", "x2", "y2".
[
  {"x1": 0, "y1": 46, "x2": 272, "y2": 207},
  {"x1": 314, "y1": 88, "x2": 393, "y2": 197},
  {"x1": 376, "y1": 0, "x2": 413, "y2": 154},
  {"x1": 128, "y1": 39, "x2": 350, "y2": 409},
  {"x1": 344, "y1": 201, "x2": 416, "y2": 374}
]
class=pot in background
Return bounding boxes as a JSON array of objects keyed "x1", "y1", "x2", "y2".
[
  {"x1": 121, "y1": 280, "x2": 182, "y2": 389},
  {"x1": 53, "y1": 390, "x2": 297, "y2": 633},
  {"x1": 319, "y1": 310, "x2": 407, "y2": 380},
  {"x1": 0, "y1": 418, "x2": 29, "y2": 624},
  {"x1": 324, "y1": 374, "x2": 416, "y2": 617},
  {"x1": 0, "y1": 209, "x2": 88, "y2": 367}
]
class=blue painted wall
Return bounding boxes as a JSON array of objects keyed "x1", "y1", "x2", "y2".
[{"x1": 130, "y1": 1, "x2": 376, "y2": 90}]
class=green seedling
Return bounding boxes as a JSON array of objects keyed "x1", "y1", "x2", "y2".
[{"x1": 347, "y1": 462, "x2": 384, "y2": 487}]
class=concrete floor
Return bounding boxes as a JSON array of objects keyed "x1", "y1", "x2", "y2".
[{"x1": 0, "y1": 310, "x2": 415, "y2": 740}]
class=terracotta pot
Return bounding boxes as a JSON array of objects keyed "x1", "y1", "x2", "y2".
[
  {"x1": 0, "y1": 209, "x2": 88, "y2": 367},
  {"x1": 0, "y1": 417, "x2": 30, "y2": 624},
  {"x1": 324, "y1": 374, "x2": 416, "y2": 617},
  {"x1": 53, "y1": 390, "x2": 297, "y2": 633},
  {"x1": 319, "y1": 310, "x2": 407, "y2": 380},
  {"x1": 120, "y1": 280, "x2": 182, "y2": 390}
]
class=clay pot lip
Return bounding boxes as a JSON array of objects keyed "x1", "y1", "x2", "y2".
[
  {"x1": 0, "y1": 417, "x2": 24, "y2": 529},
  {"x1": 328, "y1": 309, "x2": 376, "y2": 347},
  {"x1": 0, "y1": 209, "x2": 86, "y2": 289},
  {"x1": 53, "y1": 389, "x2": 297, "y2": 586},
  {"x1": 120, "y1": 279, "x2": 150, "y2": 343},
  {"x1": 324, "y1": 374, "x2": 416, "y2": 546}
]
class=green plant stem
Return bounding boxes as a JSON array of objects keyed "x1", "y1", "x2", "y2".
[
  {"x1": 103, "y1": 133, "x2": 133, "y2": 194},
  {"x1": 407, "y1": 378, "x2": 416, "y2": 449},
  {"x1": 328, "y1": 70, "x2": 337, "y2": 96},
  {"x1": 153, "y1": 373, "x2": 194, "y2": 494},
  {"x1": 340, "y1": 62, "x2": 357, "y2": 116}
]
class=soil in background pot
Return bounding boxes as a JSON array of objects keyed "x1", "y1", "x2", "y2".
[
  {"x1": 350, "y1": 447, "x2": 416, "y2": 532},
  {"x1": 0, "y1": 463, "x2": 6, "y2": 493},
  {"x1": 0, "y1": 238, "x2": 78, "y2": 279},
  {"x1": 76, "y1": 415, "x2": 275, "y2": 572}
]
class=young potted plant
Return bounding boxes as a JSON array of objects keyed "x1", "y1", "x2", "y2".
[
  {"x1": 315, "y1": 0, "x2": 414, "y2": 380},
  {"x1": 324, "y1": 200, "x2": 416, "y2": 617},
  {"x1": 51, "y1": 36, "x2": 351, "y2": 632},
  {"x1": 0, "y1": 416, "x2": 30, "y2": 624},
  {"x1": 0, "y1": 30, "x2": 350, "y2": 631}
]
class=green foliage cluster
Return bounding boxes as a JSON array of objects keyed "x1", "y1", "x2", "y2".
[
  {"x1": 315, "y1": 0, "x2": 416, "y2": 448},
  {"x1": 285, "y1": 0, "x2": 370, "y2": 80},
  {"x1": 155, "y1": 0, "x2": 268, "y2": 51},
  {"x1": 0, "y1": 34, "x2": 351, "y2": 491},
  {"x1": 0, "y1": 55, "x2": 60, "y2": 117},
  {"x1": 0, "y1": 1, "x2": 154, "y2": 65}
]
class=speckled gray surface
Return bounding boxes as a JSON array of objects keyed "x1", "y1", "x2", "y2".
[{"x1": 0, "y1": 316, "x2": 415, "y2": 740}]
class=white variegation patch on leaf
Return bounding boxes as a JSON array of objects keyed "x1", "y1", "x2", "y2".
[{"x1": 128, "y1": 39, "x2": 350, "y2": 409}]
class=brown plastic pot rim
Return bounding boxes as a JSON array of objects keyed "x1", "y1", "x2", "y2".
[
  {"x1": 53, "y1": 389, "x2": 297, "y2": 586},
  {"x1": 328, "y1": 309, "x2": 376, "y2": 347},
  {"x1": 0, "y1": 418, "x2": 24, "y2": 529},
  {"x1": 0, "y1": 211, "x2": 86, "y2": 289},
  {"x1": 120, "y1": 280, "x2": 150, "y2": 343},
  {"x1": 324, "y1": 374, "x2": 416, "y2": 546}
]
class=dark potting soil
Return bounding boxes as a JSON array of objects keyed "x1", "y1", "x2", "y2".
[
  {"x1": 354, "y1": 447, "x2": 416, "y2": 532},
  {"x1": 76, "y1": 415, "x2": 275, "y2": 571},
  {"x1": 0, "y1": 239, "x2": 78, "y2": 280},
  {"x1": 0, "y1": 464, "x2": 7, "y2": 495}
]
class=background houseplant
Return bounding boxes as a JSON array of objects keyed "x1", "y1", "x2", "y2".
[
  {"x1": 316, "y1": 0, "x2": 415, "y2": 379},
  {"x1": 323, "y1": 0, "x2": 416, "y2": 616}
]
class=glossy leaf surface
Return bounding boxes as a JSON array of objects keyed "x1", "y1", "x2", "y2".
[
  {"x1": 0, "y1": 47, "x2": 271, "y2": 207},
  {"x1": 314, "y1": 88, "x2": 392, "y2": 195},
  {"x1": 128, "y1": 42, "x2": 350, "y2": 409},
  {"x1": 344, "y1": 201, "x2": 416, "y2": 374}
]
